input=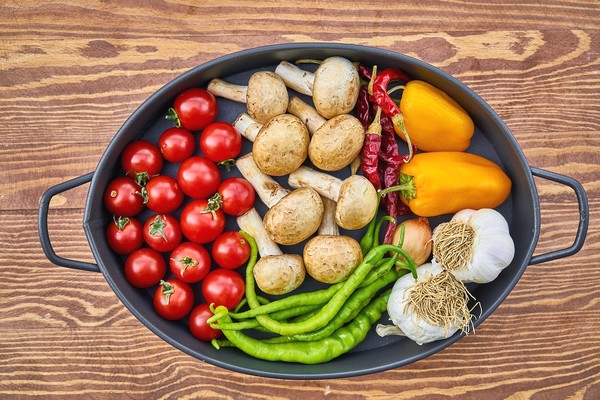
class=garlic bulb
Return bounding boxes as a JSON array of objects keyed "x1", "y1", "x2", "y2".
[
  {"x1": 377, "y1": 263, "x2": 474, "y2": 345},
  {"x1": 432, "y1": 208, "x2": 515, "y2": 284}
]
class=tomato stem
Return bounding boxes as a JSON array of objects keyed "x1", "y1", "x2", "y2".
[
  {"x1": 217, "y1": 159, "x2": 236, "y2": 172},
  {"x1": 149, "y1": 215, "x2": 168, "y2": 241},
  {"x1": 165, "y1": 107, "x2": 181, "y2": 128},
  {"x1": 202, "y1": 193, "x2": 223, "y2": 220},
  {"x1": 113, "y1": 216, "x2": 130, "y2": 230},
  {"x1": 159, "y1": 280, "x2": 174, "y2": 304}
]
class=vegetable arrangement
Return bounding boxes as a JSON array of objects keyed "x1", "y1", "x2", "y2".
[{"x1": 103, "y1": 55, "x2": 516, "y2": 365}]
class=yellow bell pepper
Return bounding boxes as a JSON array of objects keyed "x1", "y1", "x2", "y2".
[
  {"x1": 397, "y1": 152, "x2": 511, "y2": 217},
  {"x1": 397, "y1": 80, "x2": 474, "y2": 152}
]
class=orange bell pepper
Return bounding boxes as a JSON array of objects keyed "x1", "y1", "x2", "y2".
[
  {"x1": 397, "y1": 80, "x2": 474, "y2": 152},
  {"x1": 396, "y1": 152, "x2": 511, "y2": 217}
]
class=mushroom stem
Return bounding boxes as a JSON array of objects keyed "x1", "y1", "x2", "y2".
[
  {"x1": 233, "y1": 112, "x2": 262, "y2": 142},
  {"x1": 207, "y1": 78, "x2": 247, "y2": 103},
  {"x1": 288, "y1": 166, "x2": 343, "y2": 201},
  {"x1": 287, "y1": 96, "x2": 326, "y2": 134},
  {"x1": 318, "y1": 197, "x2": 339, "y2": 236},
  {"x1": 237, "y1": 208, "x2": 282, "y2": 257},
  {"x1": 274, "y1": 61, "x2": 314, "y2": 96},
  {"x1": 236, "y1": 153, "x2": 289, "y2": 208}
]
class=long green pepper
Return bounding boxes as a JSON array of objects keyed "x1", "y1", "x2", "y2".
[{"x1": 212, "y1": 289, "x2": 391, "y2": 364}]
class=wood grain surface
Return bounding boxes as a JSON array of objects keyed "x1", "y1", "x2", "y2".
[{"x1": 1, "y1": 1, "x2": 598, "y2": 399}]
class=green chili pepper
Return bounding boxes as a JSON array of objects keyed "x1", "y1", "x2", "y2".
[
  {"x1": 211, "y1": 303, "x2": 323, "y2": 331},
  {"x1": 269, "y1": 267, "x2": 407, "y2": 344},
  {"x1": 212, "y1": 289, "x2": 391, "y2": 364}
]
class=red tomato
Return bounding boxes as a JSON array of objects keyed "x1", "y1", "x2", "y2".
[
  {"x1": 153, "y1": 279, "x2": 194, "y2": 320},
  {"x1": 177, "y1": 156, "x2": 221, "y2": 199},
  {"x1": 199, "y1": 122, "x2": 242, "y2": 163},
  {"x1": 169, "y1": 88, "x2": 218, "y2": 131},
  {"x1": 103, "y1": 177, "x2": 144, "y2": 217},
  {"x1": 169, "y1": 242, "x2": 211, "y2": 283},
  {"x1": 180, "y1": 199, "x2": 225, "y2": 244},
  {"x1": 212, "y1": 231, "x2": 251, "y2": 269},
  {"x1": 124, "y1": 248, "x2": 166, "y2": 288},
  {"x1": 144, "y1": 175, "x2": 184, "y2": 214},
  {"x1": 106, "y1": 216, "x2": 144, "y2": 255},
  {"x1": 201, "y1": 269, "x2": 245, "y2": 310},
  {"x1": 143, "y1": 214, "x2": 182, "y2": 252},
  {"x1": 189, "y1": 303, "x2": 221, "y2": 342},
  {"x1": 121, "y1": 140, "x2": 163, "y2": 176},
  {"x1": 217, "y1": 177, "x2": 256, "y2": 216},
  {"x1": 158, "y1": 127, "x2": 196, "y2": 163}
]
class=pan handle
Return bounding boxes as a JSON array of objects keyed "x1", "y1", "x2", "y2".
[
  {"x1": 528, "y1": 167, "x2": 588, "y2": 265},
  {"x1": 38, "y1": 172, "x2": 100, "y2": 273}
]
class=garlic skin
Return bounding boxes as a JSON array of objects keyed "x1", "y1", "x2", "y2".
[
  {"x1": 385, "y1": 263, "x2": 461, "y2": 345},
  {"x1": 433, "y1": 208, "x2": 515, "y2": 284}
]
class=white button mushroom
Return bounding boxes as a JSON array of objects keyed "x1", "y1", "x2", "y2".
[
  {"x1": 275, "y1": 56, "x2": 360, "y2": 119},
  {"x1": 233, "y1": 112, "x2": 309, "y2": 177},
  {"x1": 207, "y1": 71, "x2": 289, "y2": 124},
  {"x1": 237, "y1": 208, "x2": 305, "y2": 295},
  {"x1": 236, "y1": 154, "x2": 323, "y2": 246},
  {"x1": 287, "y1": 96, "x2": 364, "y2": 172},
  {"x1": 303, "y1": 196, "x2": 363, "y2": 284},
  {"x1": 288, "y1": 166, "x2": 378, "y2": 231}
]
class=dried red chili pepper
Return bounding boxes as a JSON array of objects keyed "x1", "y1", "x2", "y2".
[
  {"x1": 380, "y1": 114, "x2": 413, "y2": 243},
  {"x1": 361, "y1": 106, "x2": 383, "y2": 190},
  {"x1": 356, "y1": 85, "x2": 371, "y2": 129},
  {"x1": 370, "y1": 68, "x2": 414, "y2": 162},
  {"x1": 358, "y1": 64, "x2": 372, "y2": 81}
]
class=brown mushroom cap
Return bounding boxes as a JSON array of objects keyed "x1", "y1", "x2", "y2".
[
  {"x1": 252, "y1": 114, "x2": 310, "y2": 176},
  {"x1": 246, "y1": 71, "x2": 289, "y2": 124},
  {"x1": 263, "y1": 187, "x2": 324, "y2": 245},
  {"x1": 335, "y1": 175, "x2": 378, "y2": 230},
  {"x1": 253, "y1": 254, "x2": 306, "y2": 295},
  {"x1": 313, "y1": 57, "x2": 360, "y2": 119},
  {"x1": 308, "y1": 114, "x2": 364, "y2": 171},
  {"x1": 303, "y1": 235, "x2": 363, "y2": 284}
]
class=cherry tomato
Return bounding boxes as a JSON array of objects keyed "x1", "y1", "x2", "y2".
[
  {"x1": 189, "y1": 303, "x2": 221, "y2": 342},
  {"x1": 168, "y1": 88, "x2": 218, "y2": 131},
  {"x1": 169, "y1": 242, "x2": 211, "y2": 283},
  {"x1": 201, "y1": 269, "x2": 245, "y2": 310},
  {"x1": 124, "y1": 248, "x2": 166, "y2": 288},
  {"x1": 212, "y1": 231, "x2": 251, "y2": 269},
  {"x1": 121, "y1": 140, "x2": 163, "y2": 177},
  {"x1": 180, "y1": 199, "x2": 225, "y2": 244},
  {"x1": 177, "y1": 156, "x2": 221, "y2": 199},
  {"x1": 103, "y1": 177, "x2": 144, "y2": 217},
  {"x1": 153, "y1": 279, "x2": 194, "y2": 320},
  {"x1": 158, "y1": 127, "x2": 196, "y2": 163},
  {"x1": 144, "y1": 175, "x2": 184, "y2": 214},
  {"x1": 106, "y1": 216, "x2": 144, "y2": 255},
  {"x1": 143, "y1": 214, "x2": 182, "y2": 252},
  {"x1": 199, "y1": 122, "x2": 242, "y2": 163},
  {"x1": 217, "y1": 177, "x2": 256, "y2": 216}
]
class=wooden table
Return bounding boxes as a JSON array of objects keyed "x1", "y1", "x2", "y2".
[{"x1": 1, "y1": 1, "x2": 598, "y2": 398}]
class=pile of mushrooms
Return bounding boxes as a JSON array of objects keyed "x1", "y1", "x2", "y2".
[{"x1": 210, "y1": 55, "x2": 383, "y2": 296}]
